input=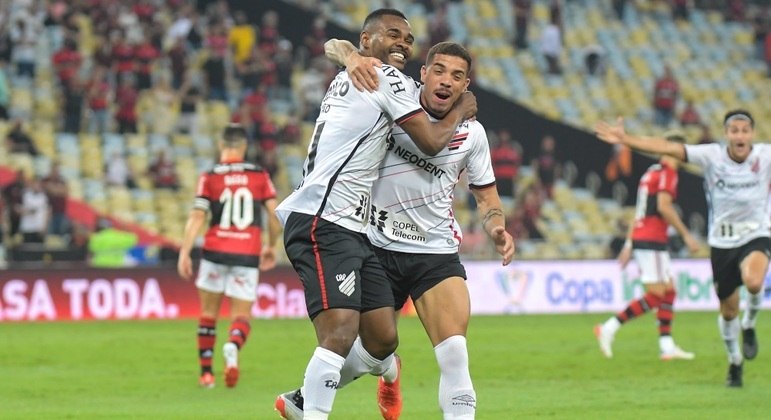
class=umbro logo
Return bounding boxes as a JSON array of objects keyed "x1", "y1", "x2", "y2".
[
  {"x1": 451, "y1": 394, "x2": 477, "y2": 408},
  {"x1": 336, "y1": 271, "x2": 356, "y2": 296}
]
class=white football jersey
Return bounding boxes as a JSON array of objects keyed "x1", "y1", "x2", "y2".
[
  {"x1": 276, "y1": 65, "x2": 423, "y2": 233},
  {"x1": 685, "y1": 142, "x2": 771, "y2": 248},
  {"x1": 367, "y1": 99, "x2": 496, "y2": 254}
]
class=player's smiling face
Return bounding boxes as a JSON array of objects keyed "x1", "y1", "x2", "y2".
[
  {"x1": 724, "y1": 119, "x2": 754, "y2": 162},
  {"x1": 362, "y1": 15, "x2": 414, "y2": 70},
  {"x1": 419, "y1": 54, "x2": 470, "y2": 118}
]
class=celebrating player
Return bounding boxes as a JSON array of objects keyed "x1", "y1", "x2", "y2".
[
  {"x1": 273, "y1": 9, "x2": 476, "y2": 420},
  {"x1": 595, "y1": 131, "x2": 700, "y2": 361},
  {"x1": 177, "y1": 123, "x2": 281, "y2": 388},
  {"x1": 595, "y1": 110, "x2": 770, "y2": 387}
]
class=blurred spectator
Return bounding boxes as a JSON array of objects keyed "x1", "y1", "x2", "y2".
[
  {"x1": 19, "y1": 177, "x2": 49, "y2": 244},
  {"x1": 88, "y1": 218, "x2": 139, "y2": 268},
  {"x1": 62, "y1": 77, "x2": 85, "y2": 133},
  {"x1": 229, "y1": 10, "x2": 256, "y2": 67},
  {"x1": 148, "y1": 149, "x2": 179, "y2": 190},
  {"x1": 2, "y1": 170, "x2": 26, "y2": 239},
  {"x1": 43, "y1": 1, "x2": 67, "y2": 52},
  {"x1": 0, "y1": 59, "x2": 9, "y2": 120},
  {"x1": 258, "y1": 10, "x2": 280, "y2": 55},
  {"x1": 752, "y1": 13, "x2": 769, "y2": 61},
  {"x1": 115, "y1": 76, "x2": 139, "y2": 134},
  {"x1": 298, "y1": 57, "x2": 333, "y2": 122},
  {"x1": 0, "y1": 22, "x2": 11, "y2": 65},
  {"x1": 105, "y1": 151, "x2": 137, "y2": 188},
  {"x1": 459, "y1": 219, "x2": 487, "y2": 256},
  {"x1": 765, "y1": 31, "x2": 771, "y2": 77},
  {"x1": 52, "y1": 36, "x2": 82, "y2": 92},
  {"x1": 540, "y1": 15, "x2": 562, "y2": 75},
  {"x1": 42, "y1": 162, "x2": 69, "y2": 236},
  {"x1": 86, "y1": 66, "x2": 112, "y2": 134},
  {"x1": 513, "y1": 0, "x2": 532, "y2": 50},
  {"x1": 112, "y1": 30, "x2": 135, "y2": 86},
  {"x1": 429, "y1": 3, "x2": 451, "y2": 46},
  {"x1": 679, "y1": 99, "x2": 701, "y2": 126},
  {"x1": 177, "y1": 84, "x2": 201, "y2": 136},
  {"x1": 532, "y1": 135, "x2": 561, "y2": 199},
  {"x1": 652, "y1": 65, "x2": 679, "y2": 127},
  {"x1": 236, "y1": 46, "x2": 269, "y2": 96},
  {"x1": 518, "y1": 186, "x2": 543, "y2": 239},
  {"x1": 583, "y1": 44, "x2": 605, "y2": 76},
  {"x1": 203, "y1": 20, "x2": 229, "y2": 102},
  {"x1": 604, "y1": 143, "x2": 632, "y2": 189},
  {"x1": 279, "y1": 115, "x2": 302, "y2": 145},
  {"x1": 167, "y1": 36, "x2": 188, "y2": 90},
  {"x1": 5, "y1": 119, "x2": 39, "y2": 155},
  {"x1": 304, "y1": 16, "x2": 328, "y2": 62},
  {"x1": 9, "y1": 15, "x2": 38, "y2": 79},
  {"x1": 490, "y1": 129, "x2": 522, "y2": 204},
  {"x1": 273, "y1": 39, "x2": 294, "y2": 100},
  {"x1": 697, "y1": 124, "x2": 716, "y2": 144},
  {"x1": 672, "y1": 0, "x2": 691, "y2": 21},
  {"x1": 612, "y1": 0, "x2": 629, "y2": 20},
  {"x1": 145, "y1": 76, "x2": 175, "y2": 135},
  {"x1": 133, "y1": 33, "x2": 160, "y2": 91},
  {"x1": 725, "y1": 0, "x2": 746, "y2": 22}
]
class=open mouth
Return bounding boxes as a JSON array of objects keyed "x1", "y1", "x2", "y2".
[{"x1": 434, "y1": 90, "x2": 451, "y2": 102}]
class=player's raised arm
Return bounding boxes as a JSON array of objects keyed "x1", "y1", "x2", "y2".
[
  {"x1": 324, "y1": 38, "x2": 381, "y2": 92},
  {"x1": 594, "y1": 117, "x2": 686, "y2": 161},
  {"x1": 400, "y1": 91, "x2": 477, "y2": 156},
  {"x1": 471, "y1": 186, "x2": 515, "y2": 265}
]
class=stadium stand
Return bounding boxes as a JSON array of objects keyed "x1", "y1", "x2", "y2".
[{"x1": 1, "y1": 0, "x2": 767, "y2": 267}]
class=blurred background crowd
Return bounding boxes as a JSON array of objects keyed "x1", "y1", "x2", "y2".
[{"x1": 0, "y1": 0, "x2": 769, "y2": 269}]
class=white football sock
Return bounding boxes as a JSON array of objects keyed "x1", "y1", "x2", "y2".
[
  {"x1": 302, "y1": 346, "x2": 345, "y2": 419},
  {"x1": 659, "y1": 335, "x2": 675, "y2": 354},
  {"x1": 338, "y1": 337, "x2": 392, "y2": 388},
  {"x1": 718, "y1": 315, "x2": 743, "y2": 365},
  {"x1": 603, "y1": 317, "x2": 621, "y2": 336},
  {"x1": 435, "y1": 335, "x2": 476, "y2": 419},
  {"x1": 741, "y1": 291, "x2": 762, "y2": 330}
]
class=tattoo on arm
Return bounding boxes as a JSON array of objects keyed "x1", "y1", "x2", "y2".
[{"x1": 482, "y1": 208, "x2": 504, "y2": 229}]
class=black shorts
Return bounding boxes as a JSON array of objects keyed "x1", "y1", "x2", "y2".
[
  {"x1": 283, "y1": 212, "x2": 394, "y2": 319},
  {"x1": 711, "y1": 237, "x2": 771, "y2": 301},
  {"x1": 373, "y1": 248, "x2": 467, "y2": 310}
]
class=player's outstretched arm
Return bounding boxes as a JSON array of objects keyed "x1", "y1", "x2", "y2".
[
  {"x1": 471, "y1": 186, "x2": 514, "y2": 265},
  {"x1": 324, "y1": 38, "x2": 381, "y2": 92},
  {"x1": 178, "y1": 209, "x2": 206, "y2": 280},
  {"x1": 400, "y1": 91, "x2": 477, "y2": 156},
  {"x1": 260, "y1": 198, "x2": 282, "y2": 271},
  {"x1": 594, "y1": 117, "x2": 686, "y2": 160}
]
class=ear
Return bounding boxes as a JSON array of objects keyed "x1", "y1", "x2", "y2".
[
  {"x1": 360, "y1": 32, "x2": 370, "y2": 50},
  {"x1": 420, "y1": 65, "x2": 427, "y2": 83},
  {"x1": 463, "y1": 78, "x2": 470, "y2": 91}
]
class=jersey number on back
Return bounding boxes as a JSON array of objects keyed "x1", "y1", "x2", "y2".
[{"x1": 219, "y1": 187, "x2": 254, "y2": 230}]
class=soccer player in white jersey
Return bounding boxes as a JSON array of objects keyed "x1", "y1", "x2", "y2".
[
  {"x1": 274, "y1": 9, "x2": 477, "y2": 420},
  {"x1": 280, "y1": 40, "x2": 514, "y2": 420},
  {"x1": 595, "y1": 110, "x2": 770, "y2": 387}
]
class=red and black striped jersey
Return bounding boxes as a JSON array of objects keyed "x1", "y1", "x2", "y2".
[
  {"x1": 631, "y1": 162, "x2": 677, "y2": 247},
  {"x1": 193, "y1": 160, "x2": 276, "y2": 267}
]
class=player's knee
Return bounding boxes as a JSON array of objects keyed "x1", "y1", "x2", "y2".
[{"x1": 361, "y1": 330, "x2": 398, "y2": 359}]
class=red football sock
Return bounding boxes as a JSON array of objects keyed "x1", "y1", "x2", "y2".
[
  {"x1": 616, "y1": 292, "x2": 662, "y2": 324},
  {"x1": 657, "y1": 289, "x2": 676, "y2": 336},
  {"x1": 198, "y1": 317, "x2": 217, "y2": 374},
  {"x1": 228, "y1": 317, "x2": 251, "y2": 350}
]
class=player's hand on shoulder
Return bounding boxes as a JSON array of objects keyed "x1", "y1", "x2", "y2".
[
  {"x1": 346, "y1": 54, "x2": 382, "y2": 93},
  {"x1": 454, "y1": 91, "x2": 477, "y2": 121},
  {"x1": 260, "y1": 246, "x2": 277, "y2": 271}
]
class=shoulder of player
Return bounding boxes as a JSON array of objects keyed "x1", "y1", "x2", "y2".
[{"x1": 459, "y1": 119, "x2": 488, "y2": 143}]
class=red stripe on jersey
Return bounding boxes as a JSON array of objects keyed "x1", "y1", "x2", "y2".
[
  {"x1": 632, "y1": 163, "x2": 678, "y2": 244},
  {"x1": 394, "y1": 108, "x2": 424, "y2": 125},
  {"x1": 310, "y1": 216, "x2": 329, "y2": 310}
]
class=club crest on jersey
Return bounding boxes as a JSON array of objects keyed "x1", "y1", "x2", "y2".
[
  {"x1": 336, "y1": 271, "x2": 356, "y2": 296},
  {"x1": 369, "y1": 205, "x2": 388, "y2": 232},
  {"x1": 355, "y1": 194, "x2": 371, "y2": 220}
]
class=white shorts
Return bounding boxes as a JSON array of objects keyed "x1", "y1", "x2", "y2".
[
  {"x1": 195, "y1": 259, "x2": 260, "y2": 301},
  {"x1": 632, "y1": 249, "x2": 672, "y2": 284}
]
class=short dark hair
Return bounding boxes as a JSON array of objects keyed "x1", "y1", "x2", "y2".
[
  {"x1": 222, "y1": 123, "x2": 248, "y2": 146},
  {"x1": 723, "y1": 109, "x2": 754, "y2": 127},
  {"x1": 426, "y1": 42, "x2": 472, "y2": 73},
  {"x1": 362, "y1": 8, "x2": 407, "y2": 31}
]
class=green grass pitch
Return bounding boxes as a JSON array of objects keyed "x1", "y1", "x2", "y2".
[{"x1": 3, "y1": 312, "x2": 770, "y2": 419}]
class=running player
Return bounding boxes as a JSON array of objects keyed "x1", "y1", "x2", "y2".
[
  {"x1": 595, "y1": 110, "x2": 770, "y2": 387},
  {"x1": 177, "y1": 123, "x2": 281, "y2": 388},
  {"x1": 595, "y1": 131, "x2": 700, "y2": 361},
  {"x1": 274, "y1": 9, "x2": 477, "y2": 420}
]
